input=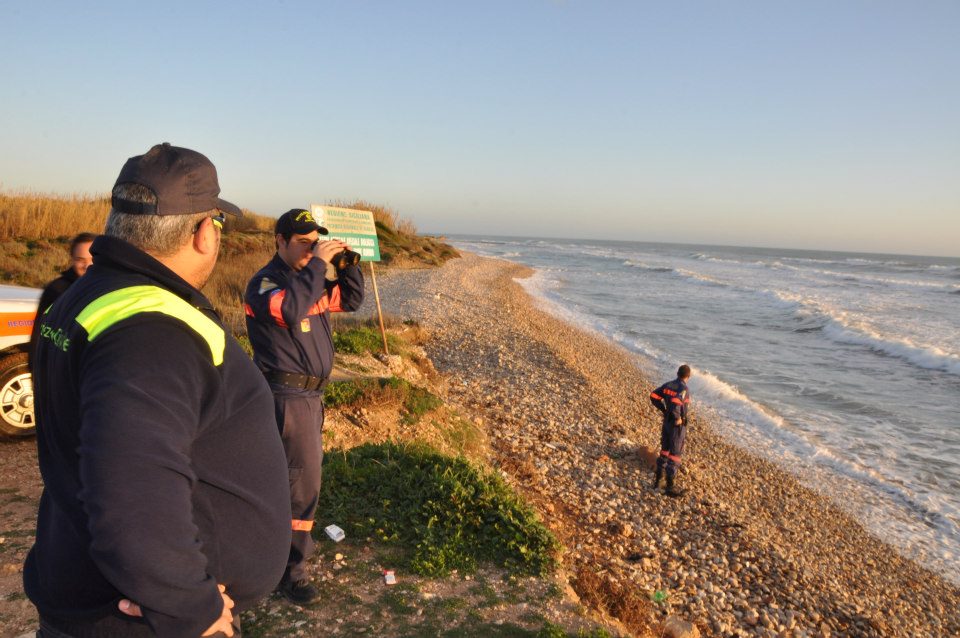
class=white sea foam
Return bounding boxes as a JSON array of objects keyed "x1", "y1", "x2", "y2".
[
  {"x1": 672, "y1": 268, "x2": 729, "y2": 287},
  {"x1": 515, "y1": 270, "x2": 609, "y2": 338},
  {"x1": 820, "y1": 322, "x2": 960, "y2": 376},
  {"x1": 688, "y1": 369, "x2": 789, "y2": 432},
  {"x1": 758, "y1": 289, "x2": 960, "y2": 375},
  {"x1": 798, "y1": 266, "x2": 953, "y2": 291},
  {"x1": 623, "y1": 260, "x2": 673, "y2": 273}
]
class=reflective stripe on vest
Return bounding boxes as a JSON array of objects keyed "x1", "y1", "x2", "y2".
[{"x1": 75, "y1": 285, "x2": 225, "y2": 366}]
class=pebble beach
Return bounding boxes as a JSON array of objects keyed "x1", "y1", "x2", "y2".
[{"x1": 377, "y1": 252, "x2": 960, "y2": 638}]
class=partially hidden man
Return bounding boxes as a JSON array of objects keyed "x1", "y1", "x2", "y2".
[
  {"x1": 28, "y1": 232, "x2": 96, "y2": 371},
  {"x1": 650, "y1": 364, "x2": 693, "y2": 497},
  {"x1": 244, "y1": 209, "x2": 365, "y2": 604},
  {"x1": 25, "y1": 143, "x2": 290, "y2": 637}
]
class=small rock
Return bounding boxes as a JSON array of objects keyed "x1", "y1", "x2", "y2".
[{"x1": 662, "y1": 616, "x2": 701, "y2": 638}]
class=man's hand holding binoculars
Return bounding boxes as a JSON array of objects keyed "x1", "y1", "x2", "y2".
[
  {"x1": 313, "y1": 238, "x2": 349, "y2": 263},
  {"x1": 313, "y1": 239, "x2": 362, "y2": 270}
]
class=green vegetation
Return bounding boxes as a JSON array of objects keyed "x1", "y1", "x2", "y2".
[
  {"x1": 324, "y1": 380, "x2": 366, "y2": 407},
  {"x1": 319, "y1": 442, "x2": 559, "y2": 578},
  {"x1": 323, "y1": 376, "x2": 442, "y2": 426},
  {"x1": 386, "y1": 376, "x2": 443, "y2": 424},
  {"x1": 333, "y1": 324, "x2": 402, "y2": 355},
  {"x1": 374, "y1": 221, "x2": 460, "y2": 266},
  {"x1": 537, "y1": 623, "x2": 612, "y2": 638}
]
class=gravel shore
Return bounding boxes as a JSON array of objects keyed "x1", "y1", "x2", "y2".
[{"x1": 375, "y1": 252, "x2": 960, "y2": 638}]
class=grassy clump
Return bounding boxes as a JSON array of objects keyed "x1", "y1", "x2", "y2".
[
  {"x1": 319, "y1": 442, "x2": 559, "y2": 578},
  {"x1": 324, "y1": 380, "x2": 365, "y2": 407},
  {"x1": 383, "y1": 376, "x2": 443, "y2": 424},
  {"x1": 323, "y1": 376, "x2": 442, "y2": 425},
  {"x1": 333, "y1": 325, "x2": 401, "y2": 355}
]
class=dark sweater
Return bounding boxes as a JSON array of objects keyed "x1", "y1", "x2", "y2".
[
  {"x1": 25, "y1": 236, "x2": 291, "y2": 637},
  {"x1": 28, "y1": 268, "x2": 78, "y2": 370}
]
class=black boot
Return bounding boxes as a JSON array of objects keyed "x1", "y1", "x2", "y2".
[
  {"x1": 652, "y1": 468, "x2": 663, "y2": 489},
  {"x1": 278, "y1": 577, "x2": 319, "y2": 604},
  {"x1": 665, "y1": 474, "x2": 684, "y2": 498}
]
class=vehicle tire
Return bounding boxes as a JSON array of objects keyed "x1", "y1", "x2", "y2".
[{"x1": 0, "y1": 352, "x2": 35, "y2": 437}]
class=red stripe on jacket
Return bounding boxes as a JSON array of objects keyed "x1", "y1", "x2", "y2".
[{"x1": 269, "y1": 290, "x2": 288, "y2": 328}]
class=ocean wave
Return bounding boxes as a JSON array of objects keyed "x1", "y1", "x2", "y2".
[
  {"x1": 688, "y1": 369, "x2": 790, "y2": 431},
  {"x1": 690, "y1": 254, "x2": 779, "y2": 270},
  {"x1": 673, "y1": 268, "x2": 729, "y2": 287},
  {"x1": 820, "y1": 322, "x2": 960, "y2": 376},
  {"x1": 782, "y1": 255, "x2": 960, "y2": 273},
  {"x1": 797, "y1": 266, "x2": 955, "y2": 291},
  {"x1": 766, "y1": 290, "x2": 960, "y2": 375},
  {"x1": 623, "y1": 260, "x2": 673, "y2": 273}
]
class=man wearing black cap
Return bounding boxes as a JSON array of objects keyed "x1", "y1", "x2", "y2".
[
  {"x1": 243, "y1": 208, "x2": 365, "y2": 604},
  {"x1": 25, "y1": 143, "x2": 290, "y2": 637}
]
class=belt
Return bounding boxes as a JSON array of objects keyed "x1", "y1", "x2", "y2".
[{"x1": 264, "y1": 370, "x2": 328, "y2": 392}]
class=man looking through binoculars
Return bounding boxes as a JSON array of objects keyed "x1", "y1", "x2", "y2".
[{"x1": 243, "y1": 208, "x2": 365, "y2": 604}]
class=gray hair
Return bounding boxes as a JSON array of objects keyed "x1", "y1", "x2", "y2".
[{"x1": 105, "y1": 183, "x2": 213, "y2": 256}]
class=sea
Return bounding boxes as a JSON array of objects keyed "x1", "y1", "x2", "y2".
[{"x1": 449, "y1": 235, "x2": 960, "y2": 584}]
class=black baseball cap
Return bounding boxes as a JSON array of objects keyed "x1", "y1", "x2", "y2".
[
  {"x1": 275, "y1": 209, "x2": 329, "y2": 236},
  {"x1": 111, "y1": 143, "x2": 242, "y2": 217}
]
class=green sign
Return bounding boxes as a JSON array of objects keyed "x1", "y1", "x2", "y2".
[{"x1": 310, "y1": 205, "x2": 381, "y2": 262}]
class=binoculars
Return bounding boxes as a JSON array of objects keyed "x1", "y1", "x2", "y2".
[{"x1": 329, "y1": 249, "x2": 361, "y2": 270}]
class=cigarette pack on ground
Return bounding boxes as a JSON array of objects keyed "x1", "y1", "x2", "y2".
[
  {"x1": 324, "y1": 524, "x2": 345, "y2": 542},
  {"x1": 383, "y1": 570, "x2": 397, "y2": 585}
]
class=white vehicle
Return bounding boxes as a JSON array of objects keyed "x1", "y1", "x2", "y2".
[{"x1": 0, "y1": 284, "x2": 40, "y2": 437}]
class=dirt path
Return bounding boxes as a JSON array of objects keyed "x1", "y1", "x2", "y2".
[{"x1": 0, "y1": 439, "x2": 42, "y2": 636}]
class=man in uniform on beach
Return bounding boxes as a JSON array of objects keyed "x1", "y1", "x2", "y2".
[
  {"x1": 650, "y1": 364, "x2": 692, "y2": 497},
  {"x1": 25, "y1": 143, "x2": 291, "y2": 636},
  {"x1": 244, "y1": 209, "x2": 365, "y2": 604}
]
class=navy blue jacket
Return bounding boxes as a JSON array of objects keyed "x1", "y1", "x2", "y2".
[
  {"x1": 29, "y1": 267, "x2": 79, "y2": 370},
  {"x1": 243, "y1": 253, "x2": 364, "y2": 383},
  {"x1": 25, "y1": 236, "x2": 291, "y2": 637},
  {"x1": 650, "y1": 378, "x2": 691, "y2": 425}
]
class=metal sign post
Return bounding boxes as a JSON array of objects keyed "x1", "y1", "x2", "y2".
[{"x1": 311, "y1": 205, "x2": 389, "y2": 354}]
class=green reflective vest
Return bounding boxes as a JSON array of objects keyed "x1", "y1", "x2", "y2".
[{"x1": 75, "y1": 285, "x2": 225, "y2": 366}]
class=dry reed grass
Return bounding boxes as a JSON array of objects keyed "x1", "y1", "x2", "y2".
[
  {"x1": 0, "y1": 191, "x2": 109, "y2": 242},
  {"x1": 328, "y1": 199, "x2": 418, "y2": 236},
  {"x1": 2, "y1": 191, "x2": 448, "y2": 334}
]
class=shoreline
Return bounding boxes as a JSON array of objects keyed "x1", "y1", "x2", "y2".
[{"x1": 377, "y1": 252, "x2": 960, "y2": 637}]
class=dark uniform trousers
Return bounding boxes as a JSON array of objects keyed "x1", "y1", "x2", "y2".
[
  {"x1": 273, "y1": 388, "x2": 325, "y2": 582},
  {"x1": 656, "y1": 419, "x2": 687, "y2": 479}
]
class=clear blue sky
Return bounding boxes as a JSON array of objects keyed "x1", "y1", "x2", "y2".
[{"x1": 2, "y1": 1, "x2": 958, "y2": 257}]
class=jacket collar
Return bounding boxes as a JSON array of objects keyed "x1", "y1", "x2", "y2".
[
  {"x1": 89, "y1": 235, "x2": 215, "y2": 311},
  {"x1": 269, "y1": 252, "x2": 294, "y2": 274}
]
